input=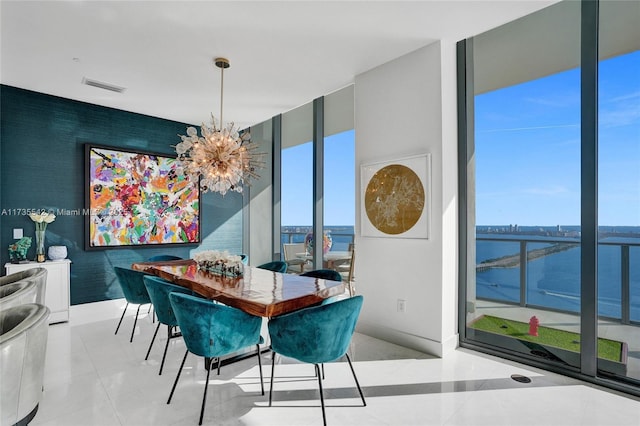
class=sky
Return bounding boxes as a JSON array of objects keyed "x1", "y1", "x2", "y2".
[
  {"x1": 475, "y1": 49, "x2": 639, "y2": 227},
  {"x1": 281, "y1": 129, "x2": 355, "y2": 227},
  {"x1": 279, "y1": 51, "x2": 638, "y2": 230}
]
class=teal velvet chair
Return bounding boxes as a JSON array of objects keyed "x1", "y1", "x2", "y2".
[
  {"x1": 268, "y1": 295, "x2": 366, "y2": 425},
  {"x1": 301, "y1": 269, "x2": 343, "y2": 306},
  {"x1": 143, "y1": 276, "x2": 192, "y2": 375},
  {"x1": 113, "y1": 267, "x2": 153, "y2": 342},
  {"x1": 300, "y1": 269, "x2": 342, "y2": 282},
  {"x1": 147, "y1": 254, "x2": 183, "y2": 261},
  {"x1": 257, "y1": 261, "x2": 287, "y2": 273},
  {"x1": 167, "y1": 292, "x2": 265, "y2": 425}
]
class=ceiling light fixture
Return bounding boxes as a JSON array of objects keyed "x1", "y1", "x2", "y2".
[{"x1": 175, "y1": 57, "x2": 264, "y2": 195}]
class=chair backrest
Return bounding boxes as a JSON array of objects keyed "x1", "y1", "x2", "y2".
[
  {"x1": 0, "y1": 268, "x2": 40, "y2": 287},
  {"x1": 268, "y1": 295, "x2": 363, "y2": 364},
  {"x1": 0, "y1": 268, "x2": 47, "y2": 304},
  {"x1": 300, "y1": 269, "x2": 342, "y2": 282},
  {"x1": 0, "y1": 280, "x2": 39, "y2": 311},
  {"x1": 168, "y1": 292, "x2": 262, "y2": 358},
  {"x1": 283, "y1": 243, "x2": 305, "y2": 261},
  {"x1": 113, "y1": 267, "x2": 152, "y2": 305},
  {"x1": 143, "y1": 276, "x2": 192, "y2": 326},
  {"x1": 256, "y1": 261, "x2": 288, "y2": 273},
  {"x1": 0, "y1": 303, "x2": 50, "y2": 426},
  {"x1": 147, "y1": 255, "x2": 183, "y2": 262}
]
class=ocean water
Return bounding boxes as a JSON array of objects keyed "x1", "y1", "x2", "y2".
[
  {"x1": 282, "y1": 226, "x2": 640, "y2": 321},
  {"x1": 476, "y1": 236, "x2": 640, "y2": 321}
]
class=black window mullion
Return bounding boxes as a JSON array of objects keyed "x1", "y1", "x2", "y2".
[{"x1": 580, "y1": 0, "x2": 599, "y2": 377}]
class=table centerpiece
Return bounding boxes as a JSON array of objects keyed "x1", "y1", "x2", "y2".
[{"x1": 193, "y1": 250, "x2": 244, "y2": 277}]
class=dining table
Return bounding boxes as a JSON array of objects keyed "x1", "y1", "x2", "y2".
[{"x1": 131, "y1": 259, "x2": 345, "y2": 318}]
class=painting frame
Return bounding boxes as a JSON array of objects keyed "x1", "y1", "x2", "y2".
[
  {"x1": 84, "y1": 143, "x2": 201, "y2": 250},
  {"x1": 360, "y1": 153, "x2": 431, "y2": 239}
]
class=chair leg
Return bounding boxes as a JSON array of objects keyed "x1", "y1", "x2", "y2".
[
  {"x1": 345, "y1": 353, "x2": 366, "y2": 406},
  {"x1": 115, "y1": 302, "x2": 129, "y2": 335},
  {"x1": 268, "y1": 354, "x2": 276, "y2": 406},
  {"x1": 167, "y1": 349, "x2": 189, "y2": 404},
  {"x1": 315, "y1": 363, "x2": 325, "y2": 380},
  {"x1": 145, "y1": 322, "x2": 161, "y2": 361},
  {"x1": 130, "y1": 304, "x2": 142, "y2": 342},
  {"x1": 256, "y1": 344, "x2": 264, "y2": 395},
  {"x1": 159, "y1": 325, "x2": 172, "y2": 375},
  {"x1": 315, "y1": 364, "x2": 327, "y2": 426},
  {"x1": 199, "y1": 357, "x2": 213, "y2": 426}
]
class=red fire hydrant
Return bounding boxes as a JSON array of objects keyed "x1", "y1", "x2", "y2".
[{"x1": 529, "y1": 316, "x2": 540, "y2": 336}]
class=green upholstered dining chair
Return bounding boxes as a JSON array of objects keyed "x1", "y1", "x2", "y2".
[
  {"x1": 142, "y1": 276, "x2": 192, "y2": 375},
  {"x1": 167, "y1": 292, "x2": 265, "y2": 425},
  {"x1": 113, "y1": 267, "x2": 153, "y2": 342},
  {"x1": 300, "y1": 269, "x2": 342, "y2": 282},
  {"x1": 268, "y1": 295, "x2": 366, "y2": 426},
  {"x1": 147, "y1": 254, "x2": 183, "y2": 261},
  {"x1": 301, "y1": 269, "x2": 344, "y2": 307},
  {"x1": 257, "y1": 261, "x2": 288, "y2": 273}
]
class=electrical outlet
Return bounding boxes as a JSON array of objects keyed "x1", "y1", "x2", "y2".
[
  {"x1": 13, "y1": 228, "x2": 23, "y2": 239},
  {"x1": 397, "y1": 299, "x2": 406, "y2": 313}
]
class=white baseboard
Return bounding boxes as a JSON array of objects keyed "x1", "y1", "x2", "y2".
[{"x1": 356, "y1": 321, "x2": 459, "y2": 357}]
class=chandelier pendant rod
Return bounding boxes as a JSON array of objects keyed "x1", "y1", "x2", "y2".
[
  {"x1": 219, "y1": 63, "x2": 224, "y2": 129},
  {"x1": 214, "y1": 57, "x2": 230, "y2": 130}
]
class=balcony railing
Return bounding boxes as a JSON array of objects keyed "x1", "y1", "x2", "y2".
[
  {"x1": 281, "y1": 229, "x2": 355, "y2": 251},
  {"x1": 476, "y1": 236, "x2": 640, "y2": 325}
]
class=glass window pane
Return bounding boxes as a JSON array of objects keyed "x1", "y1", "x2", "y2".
[
  {"x1": 281, "y1": 102, "x2": 313, "y2": 269},
  {"x1": 323, "y1": 86, "x2": 355, "y2": 281},
  {"x1": 597, "y1": 0, "x2": 640, "y2": 382},
  {"x1": 468, "y1": 0, "x2": 582, "y2": 369}
]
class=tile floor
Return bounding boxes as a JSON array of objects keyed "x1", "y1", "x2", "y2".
[{"x1": 29, "y1": 299, "x2": 640, "y2": 426}]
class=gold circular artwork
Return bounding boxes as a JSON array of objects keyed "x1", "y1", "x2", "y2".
[{"x1": 364, "y1": 164, "x2": 425, "y2": 235}]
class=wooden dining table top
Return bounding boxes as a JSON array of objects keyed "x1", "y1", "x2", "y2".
[{"x1": 131, "y1": 259, "x2": 345, "y2": 318}]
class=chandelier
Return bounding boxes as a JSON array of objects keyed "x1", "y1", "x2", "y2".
[{"x1": 175, "y1": 57, "x2": 264, "y2": 195}]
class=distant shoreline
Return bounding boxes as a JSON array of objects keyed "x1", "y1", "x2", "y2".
[{"x1": 477, "y1": 243, "x2": 579, "y2": 271}]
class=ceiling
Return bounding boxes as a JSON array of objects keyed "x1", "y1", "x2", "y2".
[{"x1": 1, "y1": 0, "x2": 558, "y2": 129}]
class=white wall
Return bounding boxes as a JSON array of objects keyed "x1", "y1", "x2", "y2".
[
  {"x1": 354, "y1": 41, "x2": 458, "y2": 357},
  {"x1": 248, "y1": 120, "x2": 274, "y2": 267}
]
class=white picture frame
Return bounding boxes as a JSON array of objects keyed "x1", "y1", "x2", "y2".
[{"x1": 360, "y1": 153, "x2": 431, "y2": 239}]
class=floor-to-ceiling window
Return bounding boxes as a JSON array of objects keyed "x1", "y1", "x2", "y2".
[
  {"x1": 281, "y1": 102, "x2": 313, "y2": 260},
  {"x1": 279, "y1": 87, "x2": 355, "y2": 271},
  {"x1": 459, "y1": 0, "x2": 639, "y2": 395},
  {"x1": 323, "y1": 86, "x2": 355, "y2": 267},
  {"x1": 597, "y1": 0, "x2": 640, "y2": 384}
]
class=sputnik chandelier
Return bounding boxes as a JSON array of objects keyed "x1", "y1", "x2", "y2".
[{"x1": 175, "y1": 57, "x2": 264, "y2": 195}]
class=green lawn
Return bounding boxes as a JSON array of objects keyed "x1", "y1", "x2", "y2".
[{"x1": 469, "y1": 315, "x2": 624, "y2": 362}]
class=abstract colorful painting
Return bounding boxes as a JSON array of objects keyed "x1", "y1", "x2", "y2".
[{"x1": 85, "y1": 144, "x2": 200, "y2": 249}]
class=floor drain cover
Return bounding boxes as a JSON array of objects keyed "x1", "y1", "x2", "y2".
[{"x1": 511, "y1": 374, "x2": 532, "y2": 383}]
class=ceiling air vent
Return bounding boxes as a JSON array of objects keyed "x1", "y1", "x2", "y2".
[{"x1": 82, "y1": 77, "x2": 126, "y2": 93}]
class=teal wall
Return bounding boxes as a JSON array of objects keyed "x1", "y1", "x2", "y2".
[{"x1": 0, "y1": 85, "x2": 243, "y2": 304}]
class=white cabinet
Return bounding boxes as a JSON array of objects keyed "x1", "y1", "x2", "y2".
[{"x1": 4, "y1": 259, "x2": 71, "y2": 324}]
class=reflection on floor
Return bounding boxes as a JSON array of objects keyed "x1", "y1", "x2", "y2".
[
  {"x1": 474, "y1": 300, "x2": 640, "y2": 380},
  {"x1": 30, "y1": 299, "x2": 639, "y2": 426}
]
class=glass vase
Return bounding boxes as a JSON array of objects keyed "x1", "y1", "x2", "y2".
[{"x1": 35, "y1": 229, "x2": 46, "y2": 262}]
